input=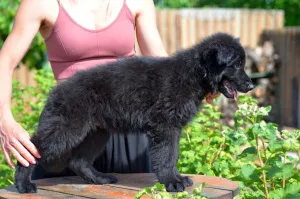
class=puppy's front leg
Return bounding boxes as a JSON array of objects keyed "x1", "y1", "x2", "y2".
[{"x1": 149, "y1": 128, "x2": 193, "y2": 192}]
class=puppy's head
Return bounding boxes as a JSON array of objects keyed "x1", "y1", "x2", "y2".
[{"x1": 201, "y1": 33, "x2": 254, "y2": 100}]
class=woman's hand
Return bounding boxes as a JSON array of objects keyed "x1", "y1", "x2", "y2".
[
  {"x1": 205, "y1": 92, "x2": 221, "y2": 104},
  {"x1": 0, "y1": 0, "x2": 45, "y2": 169},
  {"x1": 0, "y1": 113, "x2": 40, "y2": 169}
]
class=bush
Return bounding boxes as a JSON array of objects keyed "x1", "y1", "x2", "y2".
[
  {"x1": 0, "y1": 70, "x2": 54, "y2": 189},
  {"x1": 0, "y1": 0, "x2": 46, "y2": 70},
  {"x1": 177, "y1": 95, "x2": 300, "y2": 199},
  {"x1": 135, "y1": 95, "x2": 299, "y2": 198}
]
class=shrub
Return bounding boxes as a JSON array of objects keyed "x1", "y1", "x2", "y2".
[
  {"x1": 0, "y1": 0, "x2": 46, "y2": 70},
  {"x1": 135, "y1": 95, "x2": 299, "y2": 198},
  {"x1": 177, "y1": 95, "x2": 300, "y2": 199}
]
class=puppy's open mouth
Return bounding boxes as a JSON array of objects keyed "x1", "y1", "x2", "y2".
[{"x1": 219, "y1": 79, "x2": 238, "y2": 101}]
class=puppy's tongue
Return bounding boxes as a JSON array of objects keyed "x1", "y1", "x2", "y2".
[
  {"x1": 224, "y1": 80, "x2": 238, "y2": 101},
  {"x1": 233, "y1": 89, "x2": 238, "y2": 101}
]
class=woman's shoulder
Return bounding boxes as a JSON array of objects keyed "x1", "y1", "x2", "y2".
[
  {"x1": 16, "y1": 0, "x2": 60, "y2": 38},
  {"x1": 126, "y1": 0, "x2": 156, "y2": 18},
  {"x1": 18, "y1": 0, "x2": 55, "y2": 13},
  {"x1": 16, "y1": 0, "x2": 58, "y2": 21}
]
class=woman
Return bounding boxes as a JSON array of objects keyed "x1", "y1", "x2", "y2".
[{"x1": 0, "y1": 0, "x2": 219, "y2": 179}]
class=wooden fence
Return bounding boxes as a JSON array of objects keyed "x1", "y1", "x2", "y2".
[
  {"x1": 135, "y1": 8, "x2": 284, "y2": 55},
  {"x1": 261, "y1": 28, "x2": 300, "y2": 128}
]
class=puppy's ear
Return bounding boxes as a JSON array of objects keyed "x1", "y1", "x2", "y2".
[
  {"x1": 235, "y1": 37, "x2": 240, "y2": 43},
  {"x1": 216, "y1": 46, "x2": 235, "y2": 65}
]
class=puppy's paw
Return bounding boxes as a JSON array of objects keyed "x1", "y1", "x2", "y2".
[
  {"x1": 180, "y1": 176, "x2": 193, "y2": 187},
  {"x1": 164, "y1": 176, "x2": 193, "y2": 192},
  {"x1": 16, "y1": 182, "x2": 37, "y2": 194},
  {"x1": 95, "y1": 174, "x2": 118, "y2": 184},
  {"x1": 166, "y1": 181, "x2": 185, "y2": 192}
]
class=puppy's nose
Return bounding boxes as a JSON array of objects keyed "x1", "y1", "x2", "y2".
[{"x1": 246, "y1": 81, "x2": 254, "y2": 90}]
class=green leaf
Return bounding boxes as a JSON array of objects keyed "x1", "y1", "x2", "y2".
[
  {"x1": 264, "y1": 106, "x2": 272, "y2": 113},
  {"x1": 282, "y1": 163, "x2": 295, "y2": 179},
  {"x1": 154, "y1": 183, "x2": 165, "y2": 191},
  {"x1": 174, "y1": 191, "x2": 188, "y2": 199},
  {"x1": 269, "y1": 188, "x2": 284, "y2": 199},
  {"x1": 134, "y1": 189, "x2": 148, "y2": 199},
  {"x1": 238, "y1": 147, "x2": 257, "y2": 162},
  {"x1": 269, "y1": 139, "x2": 284, "y2": 153},
  {"x1": 241, "y1": 164, "x2": 256, "y2": 179},
  {"x1": 153, "y1": 195, "x2": 162, "y2": 199},
  {"x1": 241, "y1": 146, "x2": 257, "y2": 155},
  {"x1": 267, "y1": 164, "x2": 281, "y2": 178},
  {"x1": 285, "y1": 183, "x2": 300, "y2": 194}
]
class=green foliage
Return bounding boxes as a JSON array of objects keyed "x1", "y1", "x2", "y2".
[
  {"x1": 178, "y1": 104, "x2": 236, "y2": 177},
  {"x1": 11, "y1": 70, "x2": 55, "y2": 134},
  {"x1": 0, "y1": 0, "x2": 47, "y2": 69},
  {"x1": 155, "y1": 0, "x2": 300, "y2": 26},
  {"x1": 134, "y1": 95, "x2": 299, "y2": 198},
  {"x1": 178, "y1": 95, "x2": 300, "y2": 199},
  {"x1": 0, "y1": 70, "x2": 54, "y2": 189},
  {"x1": 0, "y1": 155, "x2": 14, "y2": 189},
  {"x1": 135, "y1": 182, "x2": 208, "y2": 199}
]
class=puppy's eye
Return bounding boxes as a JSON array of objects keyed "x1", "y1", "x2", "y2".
[
  {"x1": 234, "y1": 60, "x2": 243, "y2": 68},
  {"x1": 234, "y1": 64, "x2": 240, "y2": 69}
]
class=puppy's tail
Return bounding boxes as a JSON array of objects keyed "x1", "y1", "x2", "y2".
[{"x1": 31, "y1": 115, "x2": 92, "y2": 162}]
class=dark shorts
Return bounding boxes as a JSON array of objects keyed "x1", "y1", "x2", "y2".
[{"x1": 31, "y1": 134, "x2": 152, "y2": 180}]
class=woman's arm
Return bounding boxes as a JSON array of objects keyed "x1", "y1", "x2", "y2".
[
  {"x1": 0, "y1": 0, "x2": 45, "y2": 168},
  {"x1": 135, "y1": 0, "x2": 168, "y2": 57}
]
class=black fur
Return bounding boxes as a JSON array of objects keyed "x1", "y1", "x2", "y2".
[{"x1": 15, "y1": 33, "x2": 253, "y2": 193}]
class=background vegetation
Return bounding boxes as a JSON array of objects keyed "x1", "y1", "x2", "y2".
[
  {"x1": 0, "y1": 0, "x2": 47, "y2": 70},
  {"x1": 135, "y1": 96, "x2": 300, "y2": 199}
]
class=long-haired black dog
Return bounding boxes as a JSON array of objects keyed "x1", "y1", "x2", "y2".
[{"x1": 15, "y1": 33, "x2": 253, "y2": 193}]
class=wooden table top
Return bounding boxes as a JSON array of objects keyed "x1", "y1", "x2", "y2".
[{"x1": 0, "y1": 173, "x2": 239, "y2": 199}]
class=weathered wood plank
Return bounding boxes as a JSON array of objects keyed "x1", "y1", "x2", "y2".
[{"x1": 0, "y1": 173, "x2": 239, "y2": 199}]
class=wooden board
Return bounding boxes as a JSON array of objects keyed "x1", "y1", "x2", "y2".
[{"x1": 0, "y1": 173, "x2": 239, "y2": 199}]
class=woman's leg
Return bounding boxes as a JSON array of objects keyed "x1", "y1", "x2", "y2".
[{"x1": 94, "y1": 134, "x2": 152, "y2": 173}]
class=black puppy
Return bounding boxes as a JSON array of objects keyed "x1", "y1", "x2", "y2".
[{"x1": 15, "y1": 33, "x2": 253, "y2": 193}]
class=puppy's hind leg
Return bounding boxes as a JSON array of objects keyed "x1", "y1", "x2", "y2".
[
  {"x1": 68, "y1": 129, "x2": 117, "y2": 184},
  {"x1": 15, "y1": 162, "x2": 37, "y2": 193},
  {"x1": 148, "y1": 127, "x2": 193, "y2": 192}
]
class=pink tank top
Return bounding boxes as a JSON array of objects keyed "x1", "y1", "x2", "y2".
[{"x1": 45, "y1": 0, "x2": 136, "y2": 80}]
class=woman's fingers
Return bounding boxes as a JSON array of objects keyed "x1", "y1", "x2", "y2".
[
  {"x1": 8, "y1": 143, "x2": 31, "y2": 167},
  {"x1": 13, "y1": 123, "x2": 41, "y2": 160},
  {"x1": 1, "y1": 115, "x2": 40, "y2": 168},
  {"x1": 9, "y1": 137, "x2": 36, "y2": 166},
  {"x1": 19, "y1": 136, "x2": 41, "y2": 159}
]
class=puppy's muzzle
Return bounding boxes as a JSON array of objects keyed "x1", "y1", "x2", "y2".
[{"x1": 244, "y1": 80, "x2": 254, "y2": 92}]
